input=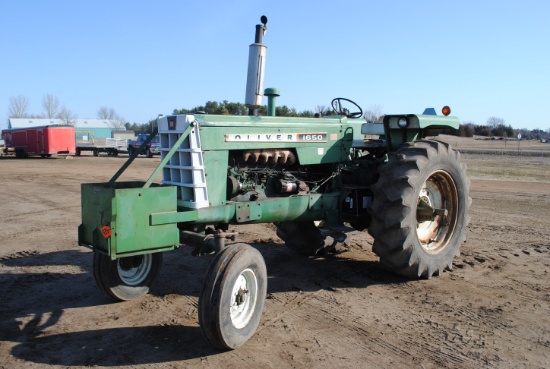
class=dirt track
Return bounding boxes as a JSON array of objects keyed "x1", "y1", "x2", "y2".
[{"x1": 1, "y1": 146, "x2": 549, "y2": 368}]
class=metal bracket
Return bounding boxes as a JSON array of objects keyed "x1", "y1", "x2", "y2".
[{"x1": 235, "y1": 202, "x2": 262, "y2": 223}]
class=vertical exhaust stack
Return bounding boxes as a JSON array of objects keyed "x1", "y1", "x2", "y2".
[{"x1": 245, "y1": 16, "x2": 268, "y2": 116}]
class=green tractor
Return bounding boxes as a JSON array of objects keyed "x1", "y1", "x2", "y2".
[{"x1": 78, "y1": 16, "x2": 470, "y2": 350}]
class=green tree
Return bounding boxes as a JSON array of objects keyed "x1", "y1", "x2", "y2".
[
  {"x1": 168, "y1": 100, "x2": 328, "y2": 121},
  {"x1": 474, "y1": 125, "x2": 492, "y2": 136}
]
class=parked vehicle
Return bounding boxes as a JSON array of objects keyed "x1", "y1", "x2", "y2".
[
  {"x1": 76, "y1": 137, "x2": 128, "y2": 157},
  {"x1": 75, "y1": 130, "x2": 133, "y2": 157},
  {"x1": 79, "y1": 16, "x2": 471, "y2": 350},
  {"x1": 127, "y1": 134, "x2": 160, "y2": 158},
  {"x1": 1, "y1": 125, "x2": 75, "y2": 158}
]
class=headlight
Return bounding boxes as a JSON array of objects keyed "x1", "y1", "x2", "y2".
[{"x1": 397, "y1": 117, "x2": 408, "y2": 128}]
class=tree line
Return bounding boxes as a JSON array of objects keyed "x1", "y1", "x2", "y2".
[
  {"x1": 7, "y1": 94, "x2": 125, "y2": 129},
  {"x1": 442, "y1": 116, "x2": 547, "y2": 140},
  {"x1": 126, "y1": 100, "x2": 325, "y2": 134},
  {"x1": 172, "y1": 100, "x2": 318, "y2": 118},
  {"x1": 8, "y1": 94, "x2": 78, "y2": 125},
  {"x1": 164, "y1": 100, "x2": 548, "y2": 140}
]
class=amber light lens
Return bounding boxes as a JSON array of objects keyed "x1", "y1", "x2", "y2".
[{"x1": 442, "y1": 106, "x2": 451, "y2": 116}]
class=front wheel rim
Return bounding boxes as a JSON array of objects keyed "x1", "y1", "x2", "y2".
[
  {"x1": 117, "y1": 254, "x2": 153, "y2": 286},
  {"x1": 416, "y1": 170, "x2": 459, "y2": 254},
  {"x1": 229, "y1": 268, "x2": 258, "y2": 329}
]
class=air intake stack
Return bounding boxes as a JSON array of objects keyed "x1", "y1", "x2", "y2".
[{"x1": 245, "y1": 16, "x2": 268, "y2": 116}]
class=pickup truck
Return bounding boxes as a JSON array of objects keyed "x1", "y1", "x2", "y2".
[{"x1": 127, "y1": 134, "x2": 160, "y2": 158}]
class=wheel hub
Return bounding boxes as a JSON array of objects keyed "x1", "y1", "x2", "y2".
[
  {"x1": 117, "y1": 254, "x2": 152, "y2": 286},
  {"x1": 230, "y1": 269, "x2": 258, "y2": 329},
  {"x1": 235, "y1": 288, "x2": 249, "y2": 305}
]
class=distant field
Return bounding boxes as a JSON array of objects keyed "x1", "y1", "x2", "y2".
[
  {"x1": 463, "y1": 153, "x2": 550, "y2": 183},
  {"x1": 434, "y1": 135, "x2": 550, "y2": 183},
  {"x1": 437, "y1": 134, "x2": 550, "y2": 154}
]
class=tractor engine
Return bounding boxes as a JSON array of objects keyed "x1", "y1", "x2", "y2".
[{"x1": 226, "y1": 149, "x2": 334, "y2": 203}]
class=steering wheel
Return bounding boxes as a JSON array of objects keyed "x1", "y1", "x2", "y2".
[{"x1": 331, "y1": 98, "x2": 363, "y2": 118}]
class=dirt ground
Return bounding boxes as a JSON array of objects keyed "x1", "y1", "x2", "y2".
[{"x1": 1, "y1": 139, "x2": 549, "y2": 369}]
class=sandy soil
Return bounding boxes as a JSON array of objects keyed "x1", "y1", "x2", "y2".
[{"x1": 1, "y1": 143, "x2": 549, "y2": 369}]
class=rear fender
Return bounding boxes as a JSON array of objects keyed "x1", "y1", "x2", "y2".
[{"x1": 383, "y1": 114, "x2": 459, "y2": 151}]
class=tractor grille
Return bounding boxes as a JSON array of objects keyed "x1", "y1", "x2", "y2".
[{"x1": 158, "y1": 115, "x2": 209, "y2": 209}]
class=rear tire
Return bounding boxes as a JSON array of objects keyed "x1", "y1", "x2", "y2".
[
  {"x1": 93, "y1": 252, "x2": 163, "y2": 301},
  {"x1": 199, "y1": 244, "x2": 267, "y2": 350},
  {"x1": 275, "y1": 221, "x2": 326, "y2": 256},
  {"x1": 368, "y1": 140, "x2": 471, "y2": 279}
]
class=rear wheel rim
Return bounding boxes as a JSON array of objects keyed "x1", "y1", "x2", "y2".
[{"x1": 416, "y1": 170, "x2": 459, "y2": 254}]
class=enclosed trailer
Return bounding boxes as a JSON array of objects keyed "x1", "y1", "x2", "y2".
[{"x1": 1, "y1": 125, "x2": 76, "y2": 158}]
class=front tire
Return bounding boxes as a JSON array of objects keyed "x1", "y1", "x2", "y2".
[
  {"x1": 368, "y1": 140, "x2": 471, "y2": 279},
  {"x1": 93, "y1": 252, "x2": 163, "y2": 301},
  {"x1": 199, "y1": 244, "x2": 267, "y2": 350}
]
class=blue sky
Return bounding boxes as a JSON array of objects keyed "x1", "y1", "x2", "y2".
[{"x1": 1, "y1": 0, "x2": 549, "y2": 131}]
